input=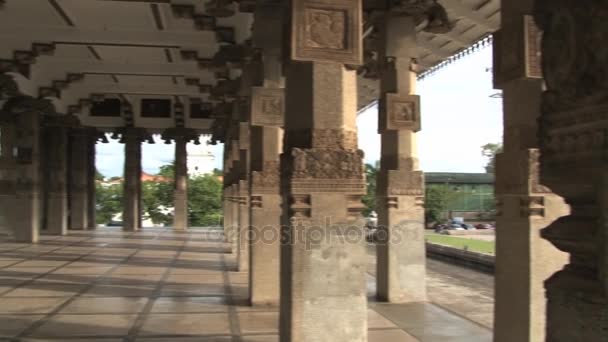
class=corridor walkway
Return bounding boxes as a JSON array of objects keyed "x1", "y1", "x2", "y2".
[{"x1": 0, "y1": 228, "x2": 491, "y2": 341}]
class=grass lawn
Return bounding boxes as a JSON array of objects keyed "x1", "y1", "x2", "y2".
[{"x1": 425, "y1": 232, "x2": 495, "y2": 255}]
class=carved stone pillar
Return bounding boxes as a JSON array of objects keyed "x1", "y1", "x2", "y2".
[
  {"x1": 492, "y1": 1, "x2": 569, "y2": 341},
  {"x1": 533, "y1": 1, "x2": 608, "y2": 340},
  {"x1": 280, "y1": 0, "x2": 367, "y2": 339},
  {"x1": 237, "y1": 121, "x2": 251, "y2": 272},
  {"x1": 173, "y1": 136, "x2": 188, "y2": 230},
  {"x1": 122, "y1": 131, "x2": 142, "y2": 232},
  {"x1": 0, "y1": 122, "x2": 16, "y2": 236},
  {"x1": 375, "y1": 15, "x2": 426, "y2": 303},
  {"x1": 44, "y1": 126, "x2": 68, "y2": 235},
  {"x1": 86, "y1": 136, "x2": 96, "y2": 229},
  {"x1": 68, "y1": 128, "x2": 90, "y2": 231},
  {"x1": 13, "y1": 111, "x2": 41, "y2": 242},
  {"x1": 248, "y1": 6, "x2": 284, "y2": 303}
]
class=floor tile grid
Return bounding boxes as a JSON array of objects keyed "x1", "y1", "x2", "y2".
[
  {"x1": 0, "y1": 236, "x2": 86, "y2": 271},
  {"x1": 13, "y1": 232, "x2": 143, "y2": 339},
  {"x1": 221, "y1": 252, "x2": 242, "y2": 342},
  {"x1": 0, "y1": 235, "x2": 102, "y2": 297},
  {"x1": 125, "y1": 230, "x2": 187, "y2": 341}
]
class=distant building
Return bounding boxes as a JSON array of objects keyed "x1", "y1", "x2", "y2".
[
  {"x1": 187, "y1": 136, "x2": 216, "y2": 177},
  {"x1": 424, "y1": 172, "x2": 495, "y2": 221}
]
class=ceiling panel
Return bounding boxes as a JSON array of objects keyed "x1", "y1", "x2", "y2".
[
  {"x1": 92, "y1": 46, "x2": 169, "y2": 63},
  {"x1": 57, "y1": 0, "x2": 155, "y2": 30},
  {"x1": 52, "y1": 44, "x2": 95, "y2": 59},
  {"x1": 0, "y1": 0, "x2": 67, "y2": 27},
  {"x1": 115, "y1": 75, "x2": 177, "y2": 86}
]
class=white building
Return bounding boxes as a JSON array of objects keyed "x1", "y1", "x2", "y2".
[{"x1": 187, "y1": 136, "x2": 216, "y2": 177}]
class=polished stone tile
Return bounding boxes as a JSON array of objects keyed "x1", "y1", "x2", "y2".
[
  {"x1": 368, "y1": 329, "x2": 419, "y2": 342},
  {"x1": 151, "y1": 296, "x2": 230, "y2": 313},
  {"x1": 237, "y1": 312, "x2": 279, "y2": 334},
  {"x1": 139, "y1": 313, "x2": 231, "y2": 336},
  {"x1": 60, "y1": 297, "x2": 149, "y2": 314},
  {"x1": 0, "y1": 297, "x2": 68, "y2": 313},
  {"x1": 368, "y1": 309, "x2": 398, "y2": 329},
  {"x1": 4, "y1": 284, "x2": 86, "y2": 297},
  {"x1": 164, "y1": 273, "x2": 224, "y2": 285},
  {"x1": 31, "y1": 314, "x2": 138, "y2": 337},
  {"x1": 0, "y1": 314, "x2": 45, "y2": 338},
  {"x1": 160, "y1": 284, "x2": 226, "y2": 297},
  {"x1": 82, "y1": 285, "x2": 156, "y2": 297}
]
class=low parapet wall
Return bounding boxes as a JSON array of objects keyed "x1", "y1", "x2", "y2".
[{"x1": 426, "y1": 242, "x2": 495, "y2": 274}]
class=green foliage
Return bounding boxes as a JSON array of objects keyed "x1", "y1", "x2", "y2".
[
  {"x1": 189, "y1": 174, "x2": 223, "y2": 226},
  {"x1": 481, "y1": 143, "x2": 503, "y2": 173},
  {"x1": 95, "y1": 163, "x2": 223, "y2": 227},
  {"x1": 424, "y1": 185, "x2": 462, "y2": 223},
  {"x1": 425, "y1": 232, "x2": 495, "y2": 255},
  {"x1": 95, "y1": 182, "x2": 122, "y2": 224},
  {"x1": 362, "y1": 162, "x2": 378, "y2": 216}
]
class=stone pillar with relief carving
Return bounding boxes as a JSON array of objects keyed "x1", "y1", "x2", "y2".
[
  {"x1": 492, "y1": 1, "x2": 569, "y2": 341},
  {"x1": 122, "y1": 129, "x2": 144, "y2": 232},
  {"x1": 532, "y1": 1, "x2": 608, "y2": 340},
  {"x1": 248, "y1": 3, "x2": 284, "y2": 306},
  {"x1": 86, "y1": 135, "x2": 97, "y2": 230},
  {"x1": 43, "y1": 124, "x2": 69, "y2": 235},
  {"x1": 0, "y1": 121, "x2": 16, "y2": 236},
  {"x1": 236, "y1": 120, "x2": 251, "y2": 272},
  {"x1": 280, "y1": 0, "x2": 367, "y2": 340},
  {"x1": 13, "y1": 110, "x2": 42, "y2": 242},
  {"x1": 173, "y1": 136, "x2": 188, "y2": 230},
  {"x1": 375, "y1": 14, "x2": 426, "y2": 303},
  {"x1": 68, "y1": 128, "x2": 90, "y2": 231}
]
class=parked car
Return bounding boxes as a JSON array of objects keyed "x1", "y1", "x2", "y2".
[
  {"x1": 475, "y1": 223, "x2": 494, "y2": 230},
  {"x1": 461, "y1": 223, "x2": 476, "y2": 230},
  {"x1": 449, "y1": 223, "x2": 465, "y2": 230},
  {"x1": 366, "y1": 211, "x2": 378, "y2": 229}
]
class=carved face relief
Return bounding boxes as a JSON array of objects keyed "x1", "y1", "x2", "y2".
[
  {"x1": 382, "y1": 94, "x2": 421, "y2": 132},
  {"x1": 291, "y1": 0, "x2": 362, "y2": 65},
  {"x1": 251, "y1": 87, "x2": 284, "y2": 127},
  {"x1": 260, "y1": 96, "x2": 282, "y2": 117},
  {"x1": 304, "y1": 8, "x2": 346, "y2": 50},
  {"x1": 393, "y1": 101, "x2": 416, "y2": 123}
]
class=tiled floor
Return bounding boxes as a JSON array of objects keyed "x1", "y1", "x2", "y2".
[{"x1": 0, "y1": 228, "x2": 491, "y2": 341}]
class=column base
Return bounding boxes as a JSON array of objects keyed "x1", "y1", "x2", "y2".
[
  {"x1": 376, "y1": 195, "x2": 427, "y2": 303},
  {"x1": 280, "y1": 216, "x2": 368, "y2": 342}
]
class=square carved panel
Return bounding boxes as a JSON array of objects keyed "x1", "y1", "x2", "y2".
[
  {"x1": 251, "y1": 87, "x2": 284, "y2": 127},
  {"x1": 493, "y1": 15, "x2": 542, "y2": 89},
  {"x1": 381, "y1": 93, "x2": 421, "y2": 132},
  {"x1": 291, "y1": 0, "x2": 362, "y2": 65}
]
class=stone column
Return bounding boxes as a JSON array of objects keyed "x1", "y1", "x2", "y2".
[
  {"x1": 237, "y1": 121, "x2": 250, "y2": 272},
  {"x1": 375, "y1": 15, "x2": 426, "y2": 303},
  {"x1": 280, "y1": 1, "x2": 367, "y2": 339},
  {"x1": 45, "y1": 126, "x2": 68, "y2": 235},
  {"x1": 532, "y1": 1, "x2": 608, "y2": 340},
  {"x1": 13, "y1": 111, "x2": 42, "y2": 242},
  {"x1": 492, "y1": 2, "x2": 569, "y2": 341},
  {"x1": 0, "y1": 122, "x2": 16, "y2": 236},
  {"x1": 86, "y1": 136, "x2": 97, "y2": 229},
  {"x1": 69, "y1": 128, "x2": 89, "y2": 230},
  {"x1": 248, "y1": 3, "x2": 284, "y2": 306},
  {"x1": 122, "y1": 132, "x2": 142, "y2": 231},
  {"x1": 173, "y1": 136, "x2": 188, "y2": 230}
]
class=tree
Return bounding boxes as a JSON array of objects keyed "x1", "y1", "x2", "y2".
[
  {"x1": 95, "y1": 182, "x2": 122, "y2": 224},
  {"x1": 189, "y1": 174, "x2": 223, "y2": 226},
  {"x1": 424, "y1": 185, "x2": 462, "y2": 224},
  {"x1": 362, "y1": 162, "x2": 378, "y2": 216},
  {"x1": 95, "y1": 169, "x2": 105, "y2": 182},
  {"x1": 481, "y1": 143, "x2": 503, "y2": 173}
]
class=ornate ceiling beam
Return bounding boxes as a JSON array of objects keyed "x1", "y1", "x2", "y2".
[
  {"x1": 0, "y1": 26, "x2": 217, "y2": 50},
  {"x1": 438, "y1": 0, "x2": 498, "y2": 31}
]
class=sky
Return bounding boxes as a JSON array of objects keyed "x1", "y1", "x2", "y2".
[{"x1": 96, "y1": 45, "x2": 502, "y2": 178}]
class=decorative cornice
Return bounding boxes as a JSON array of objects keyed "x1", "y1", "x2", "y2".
[
  {"x1": 39, "y1": 73, "x2": 84, "y2": 99},
  {"x1": 0, "y1": 42, "x2": 55, "y2": 78}
]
